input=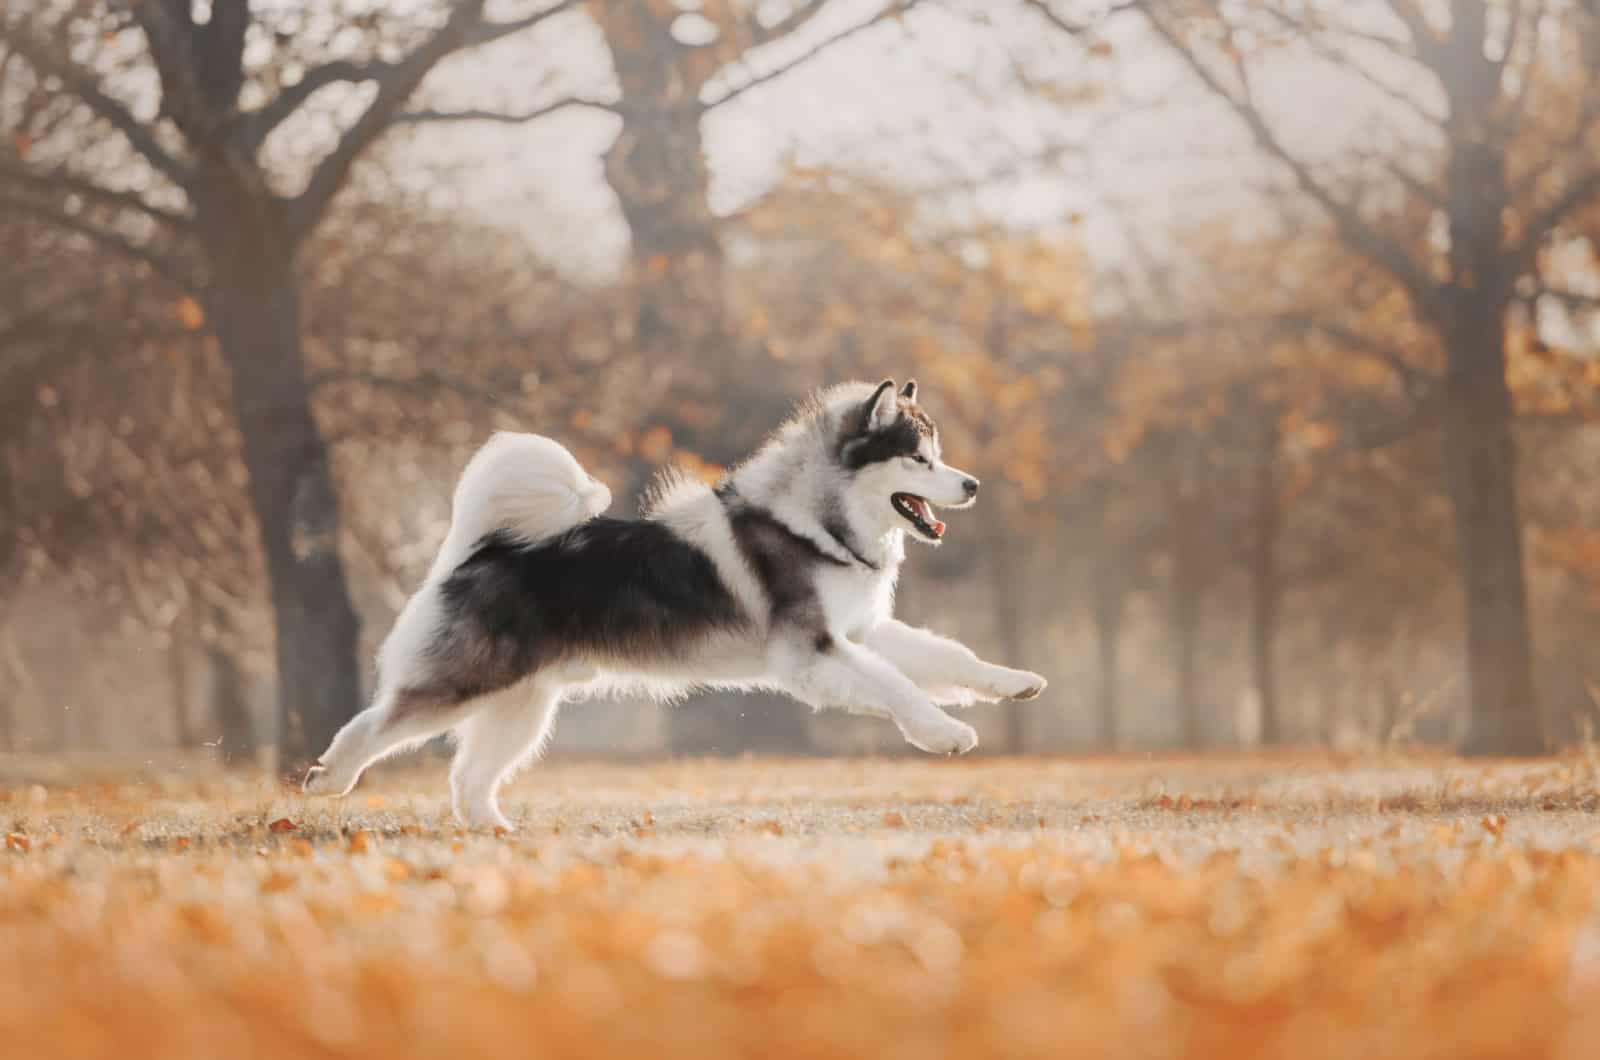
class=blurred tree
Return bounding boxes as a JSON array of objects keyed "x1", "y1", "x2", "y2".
[
  {"x1": 1132, "y1": 0, "x2": 1600, "y2": 754},
  {"x1": 401, "y1": 1, "x2": 924, "y2": 753},
  {"x1": 589, "y1": 1, "x2": 919, "y2": 393},
  {"x1": 0, "y1": 0, "x2": 576, "y2": 771}
]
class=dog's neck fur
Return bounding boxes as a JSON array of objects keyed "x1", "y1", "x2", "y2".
[{"x1": 725, "y1": 387, "x2": 906, "y2": 573}]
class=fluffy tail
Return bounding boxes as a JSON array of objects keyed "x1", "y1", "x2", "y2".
[{"x1": 425, "y1": 432, "x2": 612, "y2": 584}]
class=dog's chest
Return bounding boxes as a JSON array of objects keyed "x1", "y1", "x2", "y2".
[{"x1": 813, "y1": 562, "x2": 896, "y2": 639}]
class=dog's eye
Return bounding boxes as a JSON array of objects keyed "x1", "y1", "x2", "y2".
[{"x1": 909, "y1": 454, "x2": 931, "y2": 466}]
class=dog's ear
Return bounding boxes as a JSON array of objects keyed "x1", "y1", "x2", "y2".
[
  {"x1": 865, "y1": 379, "x2": 899, "y2": 431},
  {"x1": 899, "y1": 380, "x2": 917, "y2": 402}
]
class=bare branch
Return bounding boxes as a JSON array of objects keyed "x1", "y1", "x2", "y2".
[
  {"x1": 395, "y1": 96, "x2": 619, "y2": 125},
  {"x1": 197, "y1": 0, "x2": 250, "y2": 105},
  {"x1": 1142, "y1": 9, "x2": 1442, "y2": 317},
  {"x1": 1382, "y1": 0, "x2": 1450, "y2": 69},
  {"x1": 1258, "y1": 6, "x2": 1413, "y2": 57},
  {"x1": 244, "y1": 0, "x2": 583, "y2": 150},
  {"x1": 130, "y1": 0, "x2": 218, "y2": 143},
  {"x1": 744, "y1": 1, "x2": 830, "y2": 49},
  {"x1": 459, "y1": 0, "x2": 582, "y2": 48},
  {"x1": 0, "y1": 193, "x2": 196, "y2": 290},
  {"x1": 238, "y1": 60, "x2": 395, "y2": 149},
  {"x1": 1, "y1": 24, "x2": 189, "y2": 186},
  {"x1": 702, "y1": 0, "x2": 922, "y2": 111},
  {"x1": 1304, "y1": 34, "x2": 1443, "y2": 130},
  {"x1": 285, "y1": 0, "x2": 489, "y2": 243},
  {"x1": 1523, "y1": 279, "x2": 1600, "y2": 314},
  {"x1": 1511, "y1": 82, "x2": 1600, "y2": 200},
  {"x1": 1352, "y1": 150, "x2": 1446, "y2": 210},
  {"x1": 0, "y1": 162, "x2": 193, "y2": 230},
  {"x1": 1285, "y1": 315, "x2": 1433, "y2": 399},
  {"x1": 1514, "y1": 169, "x2": 1600, "y2": 270},
  {"x1": 1021, "y1": 0, "x2": 1143, "y2": 37}
]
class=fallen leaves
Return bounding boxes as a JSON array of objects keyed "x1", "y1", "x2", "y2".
[{"x1": 0, "y1": 756, "x2": 1597, "y2": 1060}]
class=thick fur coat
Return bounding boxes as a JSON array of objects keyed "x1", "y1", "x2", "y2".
[{"x1": 306, "y1": 381, "x2": 1047, "y2": 829}]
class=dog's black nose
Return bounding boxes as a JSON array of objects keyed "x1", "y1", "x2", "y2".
[{"x1": 963, "y1": 477, "x2": 980, "y2": 498}]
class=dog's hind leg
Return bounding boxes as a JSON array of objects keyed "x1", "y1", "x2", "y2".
[
  {"x1": 448, "y1": 679, "x2": 563, "y2": 831},
  {"x1": 303, "y1": 688, "x2": 468, "y2": 797}
]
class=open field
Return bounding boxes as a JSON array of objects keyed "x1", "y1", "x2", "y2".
[{"x1": 4, "y1": 753, "x2": 1600, "y2": 1060}]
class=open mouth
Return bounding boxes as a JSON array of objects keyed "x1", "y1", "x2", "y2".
[{"x1": 892, "y1": 492, "x2": 946, "y2": 540}]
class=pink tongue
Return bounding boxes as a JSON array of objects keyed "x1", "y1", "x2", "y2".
[{"x1": 930, "y1": 519, "x2": 946, "y2": 537}]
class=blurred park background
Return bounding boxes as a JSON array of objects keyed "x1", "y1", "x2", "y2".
[{"x1": 1, "y1": 0, "x2": 1598, "y2": 772}]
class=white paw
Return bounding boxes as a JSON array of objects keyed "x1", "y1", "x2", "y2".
[
  {"x1": 454, "y1": 800, "x2": 514, "y2": 833},
  {"x1": 902, "y1": 713, "x2": 979, "y2": 756},
  {"x1": 302, "y1": 764, "x2": 348, "y2": 797},
  {"x1": 993, "y1": 669, "x2": 1047, "y2": 701}
]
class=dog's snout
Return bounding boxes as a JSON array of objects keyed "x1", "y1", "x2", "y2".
[{"x1": 962, "y1": 477, "x2": 980, "y2": 498}]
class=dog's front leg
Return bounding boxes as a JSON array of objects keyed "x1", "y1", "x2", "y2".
[
  {"x1": 864, "y1": 619, "x2": 1047, "y2": 704},
  {"x1": 774, "y1": 635, "x2": 978, "y2": 754}
]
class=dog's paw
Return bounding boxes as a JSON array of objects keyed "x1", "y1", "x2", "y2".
[
  {"x1": 995, "y1": 669, "x2": 1048, "y2": 701},
  {"x1": 902, "y1": 713, "x2": 979, "y2": 756},
  {"x1": 453, "y1": 798, "x2": 516, "y2": 833},
  {"x1": 302, "y1": 764, "x2": 335, "y2": 796}
]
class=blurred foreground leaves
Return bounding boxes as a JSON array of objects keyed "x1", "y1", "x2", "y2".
[{"x1": 3, "y1": 755, "x2": 1600, "y2": 1059}]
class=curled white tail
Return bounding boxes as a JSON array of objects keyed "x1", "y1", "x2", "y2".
[{"x1": 425, "y1": 432, "x2": 612, "y2": 584}]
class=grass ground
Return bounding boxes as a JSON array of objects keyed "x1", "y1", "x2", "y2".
[{"x1": 3, "y1": 752, "x2": 1600, "y2": 1059}]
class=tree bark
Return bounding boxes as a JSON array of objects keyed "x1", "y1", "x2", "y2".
[
  {"x1": 1250, "y1": 411, "x2": 1282, "y2": 745},
  {"x1": 167, "y1": 621, "x2": 195, "y2": 748},
  {"x1": 206, "y1": 642, "x2": 256, "y2": 767},
  {"x1": 1442, "y1": 307, "x2": 1543, "y2": 755},
  {"x1": 1091, "y1": 557, "x2": 1125, "y2": 750},
  {"x1": 201, "y1": 177, "x2": 362, "y2": 776},
  {"x1": 596, "y1": 8, "x2": 726, "y2": 372},
  {"x1": 1166, "y1": 458, "x2": 1206, "y2": 749},
  {"x1": 1172, "y1": 553, "x2": 1203, "y2": 749},
  {"x1": 0, "y1": 658, "x2": 13, "y2": 751},
  {"x1": 1435, "y1": 5, "x2": 1542, "y2": 756}
]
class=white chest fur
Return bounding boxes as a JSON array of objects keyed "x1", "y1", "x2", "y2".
[{"x1": 814, "y1": 559, "x2": 900, "y2": 640}]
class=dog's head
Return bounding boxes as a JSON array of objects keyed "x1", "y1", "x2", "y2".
[{"x1": 835, "y1": 379, "x2": 978, "y2": 544}]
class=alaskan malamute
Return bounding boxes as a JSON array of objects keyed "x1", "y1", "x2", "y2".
[{"x1": 305, "y1": 380, "x2": 1047, "y2": 828}]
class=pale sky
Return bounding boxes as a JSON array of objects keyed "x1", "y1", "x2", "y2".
[{"x1": 392, "y1": 0, "x2": 1411, "y2": 284}]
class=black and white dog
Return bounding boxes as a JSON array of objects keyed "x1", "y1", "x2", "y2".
[{"x1": 306, "y1": 381, "x2": 1047, "y2": 829}]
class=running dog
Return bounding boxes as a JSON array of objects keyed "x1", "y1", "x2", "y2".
[{"x1": 305, "y1": 380, "x2": 1048, "y2": 828}]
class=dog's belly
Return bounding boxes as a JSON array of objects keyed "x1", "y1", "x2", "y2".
[{"x1": 566, "y1": 632, "x2": 775, "y2": 702}]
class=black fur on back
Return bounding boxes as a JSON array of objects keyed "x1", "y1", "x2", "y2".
[{"x1": 421, "y1": 520, "x2": 747, "y2": 704}]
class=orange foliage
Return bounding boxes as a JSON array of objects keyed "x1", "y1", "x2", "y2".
[{"x1": 2, "y1": 757, "x2": 1600, "y2": 1060}]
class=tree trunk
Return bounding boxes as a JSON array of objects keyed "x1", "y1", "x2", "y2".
[
  {"x1": 1166, "y1": 459, "x2": 1206, "y2": 749},
  {"x1": 168, "y1": 613, "x2": 195, "y2": 748},
  {"x1": 1091, "y1": 559, "x2": 1124, "y2": 750},
  {"x1": 202, "y1": 181, "x2": 362, "y2": 776},
  {"x1": 1251, "y1": 412, "x2": 1282, "y2": 745},
  {"x1": 0, "y1": 677, "x2": 12, "y2": 752},
  {"x1": 206, "y1": 643, "x2": 256, "y2": 767},
  {"x1": 605, "y1": 105, "x2": 725, "y2": 364},
  {"x1": 1442, "y1": 310, "x2": 1542, "y2": 755},
  {"x1": 594, "y1": 14, "x2": 807, "y2": 757},
  {"x1": 1172, "y1": 554, "x2": 1203, "y2": 749},
  {"x1": 1433, "y1": 12, "x2": 1541, "y2": 756}
]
